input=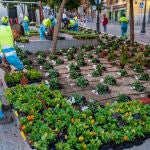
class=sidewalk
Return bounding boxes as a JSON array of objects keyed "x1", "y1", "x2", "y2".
[{"x1": 85, "y1": 21, "x2": 150, "y2": 45}]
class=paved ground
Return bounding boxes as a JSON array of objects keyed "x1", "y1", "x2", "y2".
[{"x1": 85, "y1": 21, "x2": 150, "y2": 45}]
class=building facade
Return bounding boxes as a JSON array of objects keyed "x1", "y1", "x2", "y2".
[{"x1": 107, "y1": 0, "x2": 150, "y2": 24}]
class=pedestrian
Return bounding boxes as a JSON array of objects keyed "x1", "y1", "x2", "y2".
[
  {"x1": 0, "y1": 23, "x2": 27, "y2": 124},
  {"x1": 119, "y1": 14, "x2": 129, "y2": 39},
  {"x1": 102, "y1": 14, "x2": 108, "y2": 33},
  {"x1": 39, "y1": 18, "x2": 52, "y2": 40},
  {"x1": 50, "y1": 15, "x2": 57, "y2": 35},
  {"x1": 1, "y1": 16, "x2": 9, "y2": 26},
  {"x1": 23, "y1": 15, "x2": 30, "y2": 36}
]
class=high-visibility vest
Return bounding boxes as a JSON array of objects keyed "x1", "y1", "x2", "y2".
[
  {"x1": 0, "y1": 26, "x2": 14, "y2": 54},
  {"x1": 24, "y1": 16, "x2": 29, "y2": 21},
  {"x1": 120, "y1": 17, "x2": 128, "y2": 23},
  {"x1": 42, "y1": 18, "x2": 52, "y2": 28},
  {"x1": 68, "y1": 19, "x2": 76, "y2": 27},
  {"x1": 1, "y1": 16, "x2": 8, "y2": 24}
]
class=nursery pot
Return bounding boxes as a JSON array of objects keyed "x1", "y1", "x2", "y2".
[{"x1": 20, "y1": 77, "x2": 28, "y2": 85}]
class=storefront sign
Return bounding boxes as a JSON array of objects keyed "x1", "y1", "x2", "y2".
[{"x1": 109, "y1": 4, "x2": 126, "y2": 10}]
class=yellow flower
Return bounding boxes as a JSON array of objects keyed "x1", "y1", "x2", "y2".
[{"x1": 79, "y1": 136, "x2": 84, "y2": 142}]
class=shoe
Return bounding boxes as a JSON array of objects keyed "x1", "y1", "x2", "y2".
[
  {"x1": 2, "y1": 104, "x2": 12, "y2": 111},
  {"x1": 0, "y1": 113, "x2": 13, "y2": 124}
]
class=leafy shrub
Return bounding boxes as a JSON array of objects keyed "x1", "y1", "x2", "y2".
[
  {"x1": 86, "y1": 53, "x2": 93, "y2": 59},
  {"x1": 70, "y1": 70, "x2": 81, "y2": 79},
  {"x1": 95, "y1": 83, "x2": 110, "y2": 94},
  {"x1": 43, "y1": 62, "x2": 53, "y2": 70},
  {"x1": 76, "y1": 76, "x2": 89, "y2": 88},
  {"x1": 92, "y1": 58, "x2": 99, "y2": 64},
  {"x1": 138, "y1": 73, "x2": 149, "y2": 81},
  {"x1": 67, "y1": 54, "x2": 74, "y2": 60},
  {"x1": 116, "y1": 94, "x2": 131, "y2": 102},
  {"x1": 104, "y1": 75, "x2": 116, "y2": 85},
  {"x1": 49, "y1": 78, "x2": 59, "y2": 90},
  {"x1": 92, "y1": 70, "x2": 102, "y2": 77},
  {"x1": 27, "y1": 70, "x2": 42, "y2": 80},
  {"x1": 56, "y1": 58, "x2": 64, "y2": 65},
  {"x1": 49, "y1": 69, "x2": 59, "y2": 78},
  {"x1": 37, "y1": 57, "x2": 45, "y2": 64},
  {"x1": 68, "y1": 93, "x2": 85, "y2": 106},
  {"x1": 69, "y1": 63, "x2": 79, "y2": 71},
  {"x1": 131, "y1": 81, "x2": 145, "y2": 92},
  {"x1": 49, "y1": 54, "x2": 57, "y2": 60},
  {"x1": 96, "y1": 64, "x2": 106, "y2": 72},
  {"x1": 118, "y1": 69, "x2": 128, "y2": 77},
  {"x1": 77, "y1": 59, "x2": 85, "y2": 67},
  {"x1": 134, "y1": 65, "x2": 143, "y2": 73}
]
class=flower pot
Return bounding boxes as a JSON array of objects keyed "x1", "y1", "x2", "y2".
[{"x1": 20, "y1": 77, "x2": 28, "y2": 85}]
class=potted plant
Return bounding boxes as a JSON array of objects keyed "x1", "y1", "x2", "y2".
[
  {"x1": 92, "y1": 70, "x2": 102, "y2": 77},
  {"x1": 43, "y1": 62, "x2": 53, "y2": 70},
  {"x1": 56, "y1": 58, "x2": 64, "y2": 65},
  {"x1": 117, "y1": 69, "x2": 128, "y2": 77},
  {"x1": 70, "y1": 70, "x2": 81, "y2": 79},
  {"x1": 116, "y1": 94, "x2": 131, "y2": 102},
  {"x1": 49, "y1": 78, "x2": 60, "y2": 90},
  {"x1": 138, "y1": 72, "x2": 149, "y2": 81},
  {"x1": 134, "y1": 65, "x2": 143, "y2": 73}
]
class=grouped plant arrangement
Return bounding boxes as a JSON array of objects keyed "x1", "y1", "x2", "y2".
[
  {"x1": 5, "y1": 83, "x2": 150, "y2": 150},
  {"x1": 130, "y1": 81, "x2": 145, "y2": 92},
  {"x1": 4, "y1": 69, "x2": 42, "y2": 87}
]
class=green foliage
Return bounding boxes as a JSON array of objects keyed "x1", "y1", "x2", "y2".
[
  {"x1": 138, "y1": 73, "x2": 149, "y2": 81},
  {"x1": 76, "y1": 76, "x2": 89, "y2": 88},
  {"x1": 56, "y1": 58, "x2": 64, "y2": 65},
  {"x1": 118, "y1": 69, "x2": 128, "y2": 77},
  {"x1": 92, "y1": 58, "x2": 99, "y2": 64},
  {"x1": 116, "y1": 94, "x2": 131, "y2": 102},
  {"x1": 43, "y1": 62, "x2": 53, "y2": 70},
  {"x1": 134, "y1": 65, "x2": 143, "y2": 73},
  {"x1": 95, "y1": 83, "x2": 109, "y2": 94},
  {"x1": 49, "y1": 78, "x2": 59, "y2": 90},
  {"x1": 69, "y1": 63, "x2": 79, "y2": 71},
  {"x1": 70, "y1": 70, "x2": 81, "y2": 79},
  {"x1": 48, "y1": 69, "x2": 59, "y2": 78},
  {"x1": 131, "y1": 82, "x2": 145, "y2": 92},
  {"x1": 92, "y1": 70, "x2": 102, "y2": 77},
  {"x1": 69, "y1": 93, "x2": 84, "y2": 106},
  {"x1": 77, "y1": 59, "x2": 85, "y2": 67},
  {"x1": 104, "y1": 75, "x2": 116, "y2": 85}
]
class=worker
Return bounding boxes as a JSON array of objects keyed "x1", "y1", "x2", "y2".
[
  {"x1": 0, "y1": 24, "x2": 27, "y2": 124},
  {"x1": 1, "y1": 16, "x2": 9, "y2": 26},
  {"x1": 50, "y1": 15, "x2": 57, "y2": 34},
  {"x1": 23, "y1": 15, "x2": 30, "y2": 36},
  {"x1": 39, "y1": 18, "x2": 52, "y2": 40},
  {"x1": 119, "y1": 14, "x2": 129, "y2": 40},
  {"x1": 67, "y1": 19, "x2": 78, "y2": 32}
]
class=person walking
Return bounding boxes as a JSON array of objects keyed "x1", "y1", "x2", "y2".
[
  {"x1": 23, "y1": 15, "x2": 30, "y2": 36},
  {"x1": 102, "y1": 14, "x2": 108, "y2": 33},
  {"x1": 0, "y1": 23, "x2": 27, "y2": 124},
  {"x1": 119, "y1": 14, "x2": 129, "y2": 39}
]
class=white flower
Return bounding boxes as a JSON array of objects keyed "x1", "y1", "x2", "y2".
[
  {"x1": 60, "y1": 49, "x2": 62, "y2": 52},
  {"x1": 88, "y1": 59, "x2": 92, "y2": 62},
  {"x1": 39, "y1": 66, "x2": 43, "y2": 69},
  {"x1": 67, "y1": 97, "x2": 75, "y2": 104},
  {"x1": 92, "y1": 65, "x2": 96, "y2": 69},
  {"x1": 45, "y1": 72, "x2": 49, "y2": 77},
  {"x1": 135, "y1": 76, "x2": 139, "y2": 80},
  {"x1": 81, "y1": 106, "x2": 89, "y2": 111},
  {"x1": 66, "y1": 75, "x2": 70, "y2": 78},
  {"x1": 64, "y1": 59, "x2": 67, "y2": 61},
  {"x1": 45, "y1": 80, "x2": 49, "y2": 85},
  {"x1": 38, "y1": 55, "x2": 41, "y2": 58},
  {"x1": 70, "y1": 83, "x2": 75, "y2": 86},
  {"x1": 100, "y1": 79, "x2": 104, "y2": 82},
  {"x1": 117, "y1": 72, "x2": 121, "y2": 76},
  {"x1": 75, "y1": 63, "x2": 77, "y2": 65},
  {"x1": 92, "y1": 90, "x2": 96, "y2": 94},
  {"x1": 87, "y1": 74, "x2": 92, "y2": 77}
]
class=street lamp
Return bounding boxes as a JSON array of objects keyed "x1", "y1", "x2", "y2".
[
  {"x1": 96, "y1": 0, "x2": 100, "y2": 33},
  {"x1": 141, "y1": 0, "x2": 147, "y2": 33}
]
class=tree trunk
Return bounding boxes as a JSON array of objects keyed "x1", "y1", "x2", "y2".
[
  {"x1": 38, "y1": 1, "x2": 44, "y2": 23},
  {"x1": 51, "y1": 0, "x2": 67, "y2": 53},
  {"x1": 129, "y1": 0, "x2": 134, "y2": 46}
]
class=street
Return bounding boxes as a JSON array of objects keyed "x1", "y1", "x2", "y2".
[{"x1": 85, "y1": 20, "x2": 150, "y2": 45}]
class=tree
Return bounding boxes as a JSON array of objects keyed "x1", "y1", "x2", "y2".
[
  {"x1": 129, "y1": 0, "x2": 134, "y2": 46},
  {"x1": 50, "y1": 0, "x2": 81, "y2": 53}
]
